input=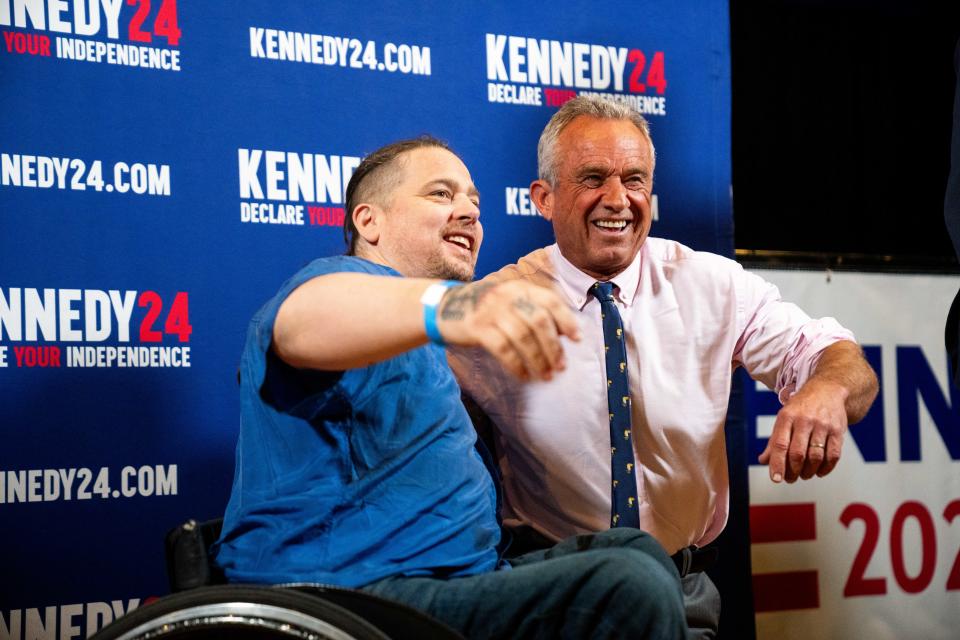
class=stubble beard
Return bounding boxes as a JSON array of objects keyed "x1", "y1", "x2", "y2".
[{"x1": 422, "y1": 246, "x2": 475, "y2": 282}]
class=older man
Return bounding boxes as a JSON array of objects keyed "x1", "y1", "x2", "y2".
[
  {"x1": 214, "y1": 136, "x2": 687, "y2": 638},
  {"x1": 452, "y1": 97, "x2": 879, "y2": 637}
]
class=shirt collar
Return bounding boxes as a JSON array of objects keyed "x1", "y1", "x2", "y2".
[{"x1": 547, "y1": 244, "x2": 642, "y2": 310}]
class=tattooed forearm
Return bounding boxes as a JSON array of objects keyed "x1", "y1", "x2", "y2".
[{"x1": 440, "y1": 282, "x2": 495, "y2": 320}]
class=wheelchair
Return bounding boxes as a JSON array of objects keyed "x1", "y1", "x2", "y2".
[{"x1": 90, "y1": 518, "x2": 464, "y2": 640}]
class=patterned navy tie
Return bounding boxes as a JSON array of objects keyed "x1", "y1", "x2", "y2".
[{"x1": 590, "y1": 281, "x2": 640, "y2": 529}]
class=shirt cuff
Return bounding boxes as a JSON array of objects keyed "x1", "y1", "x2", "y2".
[{"x1": 776, "y1": 318, "x2": 857, "y2": 403}]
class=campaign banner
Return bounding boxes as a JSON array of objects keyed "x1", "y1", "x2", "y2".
[
  {"x1": 1, "y1": 1, "x2": 734, "y2": 634},
  {"x1": 745, "y1": 269, "x2": 960, "y2": 639}
]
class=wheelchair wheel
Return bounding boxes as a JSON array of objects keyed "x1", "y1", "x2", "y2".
[{"x1": 89, "y1": 585, "x2": 389, "y2": 640}]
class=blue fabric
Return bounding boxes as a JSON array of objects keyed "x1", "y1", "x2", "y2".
[
  {"x1": 363, "y1": 528, "x2": 687, "y2": 639},
  {"x1": 589, "y1": 282, "x2": 641, "y2": 529},
  {"x1": 213, "y1": 256, "x2": 502, "y2": 587}
]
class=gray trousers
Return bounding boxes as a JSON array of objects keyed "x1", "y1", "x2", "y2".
[{"x1": 682, "y1": 571, "x2": 721, "y2": 640}]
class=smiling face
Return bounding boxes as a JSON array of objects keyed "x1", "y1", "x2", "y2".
[
  {"x1": 362, "y1": 146, "x2": 482, "y2": 281},
  {"x1": 531, "y1": 116, "x2": 654, "y2": 281}
]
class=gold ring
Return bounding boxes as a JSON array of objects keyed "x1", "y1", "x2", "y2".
[{"x1": 809, "y1": 442, "x2": 825, "y2": 449}]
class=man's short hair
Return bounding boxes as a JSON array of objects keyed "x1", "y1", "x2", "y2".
[
  {"x1": 537, "y1": 95, "x2": 655, "y2": 187},
  {"x1": 344, "y1": 135, "x2": 452, "y2": 254}
]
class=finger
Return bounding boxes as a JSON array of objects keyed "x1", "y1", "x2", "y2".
[
  {"x1": 511, "y1": 294, "x2": 565, "y2": 373},
  {"x1": 817, "y1": 431, "x2": 844, "y2": 477},
  {"x1": 495, "y1": 314, "x2": 552, "y2": 381},
  {"x1": 760, "y1": 414, "x2": 793, "y2": 483},
  {"x1": 758, "y1": 439, "x2": 772, "y2": 464},
  {"x1": 784, "y1": 463, "x2": 799, "y2": 483},
  {"x1": 533, "y1": 287, "x2": 581, "y2": 342},
  {"x1": 481, "y1": 329, "x2": 530, "y2": 381},
  {"x1": 529, "y1": 310, "x2": 565, "y2": 373},
  {"x1": 786, "y1": 417, "x2": 813, "y2": 480},
  {"x1": 553, "y1": 305, "x2": 581, "y2": 342},
  {"x1": 800, "y1": 428, "x2": 829, "y2": 480}
]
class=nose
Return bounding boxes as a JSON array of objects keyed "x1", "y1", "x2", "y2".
[
  {"x1": 454, "y1": 193, "x2": 481, "y2": 222},
  {"x1": 600, "y1": 177, "x2": 629, "y2": 211}
]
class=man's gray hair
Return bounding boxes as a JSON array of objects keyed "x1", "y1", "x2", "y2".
[{"x1": 537, "y1": 95, "x2": 655, "y2": 186}]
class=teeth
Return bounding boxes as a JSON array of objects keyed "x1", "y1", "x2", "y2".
[
  {"x1": 595, "y1": 220, "x2": 627, "y2": 229},
  {"x1": 447, "y1": 235, "x2": 471, "y2": 249}
]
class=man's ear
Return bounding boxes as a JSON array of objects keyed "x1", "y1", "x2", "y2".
[
  {"x1": 353, "y1": 203, "x2": 381, "y2": 245},
  {"x1": 529, "y1": 179, "x2": 554, "y2": 221}
]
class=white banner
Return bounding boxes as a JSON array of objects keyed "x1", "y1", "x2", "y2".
[{"x1": 746, "y1": 269, "x2": 960, "y2": 640}]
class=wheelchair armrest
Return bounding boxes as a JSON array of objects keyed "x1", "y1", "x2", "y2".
[{"x1": 165, "y1": 517, "x2": 225, "y2": 592}]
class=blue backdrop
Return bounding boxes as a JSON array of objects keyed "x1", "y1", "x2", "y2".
[{"x1": 0, "y1": 1, "x2": 736, "y2": 636}]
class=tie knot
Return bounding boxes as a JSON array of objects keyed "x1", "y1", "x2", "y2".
[{"x1": 590, "y1": 281, "x2": 616, "y2": 303}]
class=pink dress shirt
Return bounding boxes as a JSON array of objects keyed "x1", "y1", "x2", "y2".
[{"x1": 450, "y1": 238, "x2": 856, "y2": 555}]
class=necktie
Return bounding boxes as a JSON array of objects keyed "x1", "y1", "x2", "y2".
[{"x1": 590, "y1": 281, "x2": 640, "y2": 529}]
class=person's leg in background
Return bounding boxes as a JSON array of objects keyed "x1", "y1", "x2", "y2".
[{"x1": 680, "y1": 572, "x2": 721, "y2": 640}]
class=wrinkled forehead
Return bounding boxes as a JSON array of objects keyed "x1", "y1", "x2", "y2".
[
  {"x1": 558, "y1": 117, "x2": 654, "y2": 169},
  {"x1": 559, "y1": 115, "x2": 651, "y2": 148}
]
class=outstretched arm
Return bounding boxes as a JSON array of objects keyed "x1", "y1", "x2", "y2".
[
  {"x1": 273, "y1": 274, "x2": 580, "y2": 381},
  {"x1": 758, "y1": 340, "x2": 879, "y2": 483}
]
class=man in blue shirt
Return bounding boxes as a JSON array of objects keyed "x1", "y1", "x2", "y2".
[{"x1": 214, "y1": 136, "x2": 686, "y2": 638}]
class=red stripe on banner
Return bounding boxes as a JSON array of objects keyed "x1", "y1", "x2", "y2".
[
  {"x1": 753, "y1": 571, "x2": 820, "y2": 612},
  {"x1": 750, "y1": 503, "x2": 816, "y2": 543}
]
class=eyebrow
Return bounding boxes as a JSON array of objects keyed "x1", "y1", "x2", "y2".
[
  {"x1": 424, "y1": 178, "x2": 480, "y2": 200},
  {"x1": 576, "y1": 165, "x2": 650, "y2": 180}
]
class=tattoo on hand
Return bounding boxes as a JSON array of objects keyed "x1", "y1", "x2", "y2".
[
  {"x1": 440, "y1": 282, "x2": 494, "y2": 320},
  {"x1": 512, "y1": 296, "x2": 536, "y2": 316}
]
